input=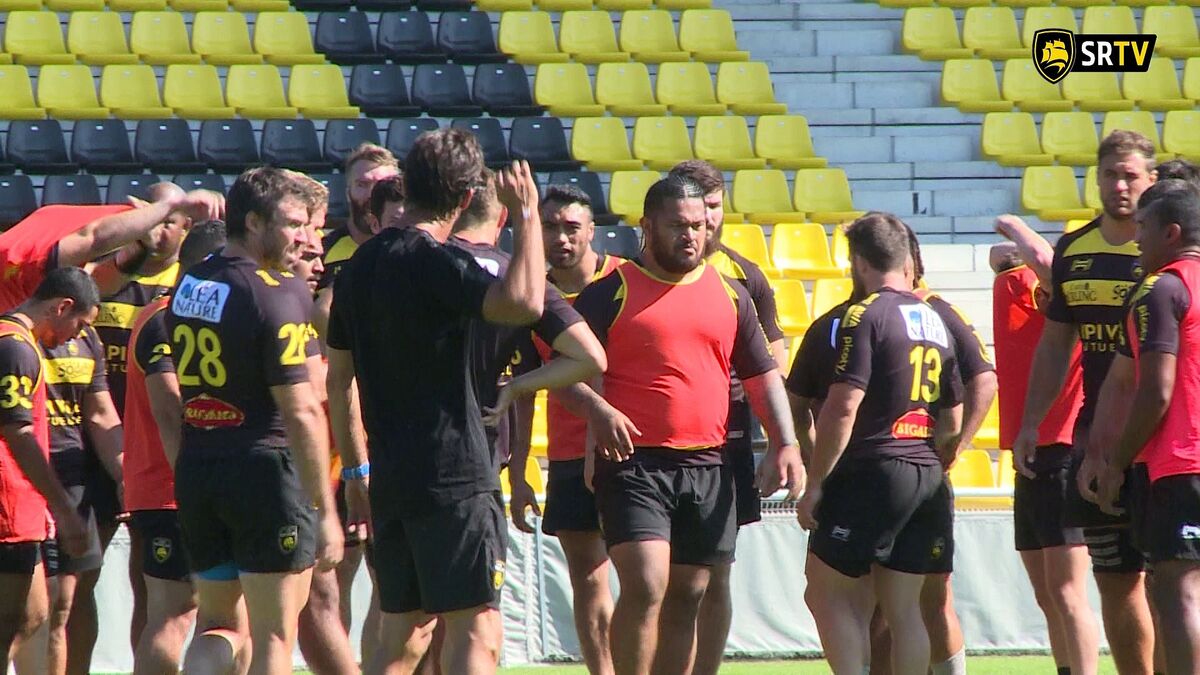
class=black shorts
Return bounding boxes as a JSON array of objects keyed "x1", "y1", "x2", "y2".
[
  {"x1": 809, "y1": 456, "x2": 945, "y2": 578},
  {"x1": 593, "y1": 455, "x2": 736, "y2": 567},
  {"x1": 1145, "y1": 474, "x2": 1200, "y2": 564},
  {"x1": 128, "y1": 510, "x2": 191, "y2": 582},
  {"x1": 726, "y1": 400, "x2": 761, "y2": 527},
  {"x1": 542, "y1": 459, "x2": 600, "y2": 535},
  {"x1": 1014, "y1": 446, "x2": 1086, "y2": 551},
  {"x1": 1083, "y1": 527, "x2": 1145, "y2": 574},
  {"x1": 85, "y1": 452, "x2": 122, "y2": 528},
  {"x1": 1065, "y1": 448, "x2": 1132, "y2": 529},
  {"x1": 1127, "y1": 462, "x2": 1151, "y2": 555},
  {"x1": 175, "y1": 447, "x2": 317, "y2": 576},
  {"x1": 921, "y1": 476, "x2": 955, "y2": 575},
  {"x1": 43, "y1": 483, "x2": 104, "y2": 576},
  {"x1": 0, "y1": 541, "x2": 41, "y2": 574},
  {"x1": 372, "y1": 491, "x2": 507, "y2": 615}
]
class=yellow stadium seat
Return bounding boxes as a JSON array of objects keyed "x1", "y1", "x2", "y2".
[
  {"x1": 100, "y1": 64, "x2": 172, "y2": 118},
  {"x1": 537, "y1": 0, "x2": 591, "y2": 9},
  {"x1": 981, "y1": 112, "x2": 1052, "y2": 166},
  {"x1": 693, "y1": 115, "x2": 766, "y2": 171},
  {"x1": 1002, "y1": 59, "x2": 1072, "y2": 112},
  {"x1": 109, "y1": 0, "x2": 165, "y2": 9},
  {"x1": 534, "y1": 63, "x2": 606, "y2": 117},
  {"x1": 997, "y1": 450, "x2": 1015, "y2": 489},
  {"x1": 0, "y1": 0, "x2": 41, "y2": 9},
  {"x1": 942, "y1": 59, "x2": 1010, "y2": 112},
  {"x1": 754, "y1": 115, "x2": 827, "y2": 170},
  {"x1": 37, "y1": 65, "x2": 108, "y2": 119},
  {"x1": 226, "y1": 64, "x2": 297, "y2": 118},
  {"x1": 1081, "y1": 6, "x2": 1136, "y2": 36},
  {"x1": 716, "y1": 61, "x2": 788, "y2": 115},
  {"x1": 723, "y1": 191, "x2": 745, "y2": 223},
  {"x1": 793, "y1": 169, "x2": 863, "y2": 225},
  {"x1": 656, "y1": 61, "x2": 727, "y2": 116},
  {"x1": 0, "y1": 66, "x2": 45, "y2": 118},
  {"x1": 608, "y1": 170, "x2": 661, "y2": 221},
  {"x1": 771, "y1": 222, "x2": 842, "y2": 280},
  {"x1": 902, "y1": 8, "x2": 972, "y2": 60},
  {"x1": 597, "y1": 0, "x2": 653, "y2": 11},
  {"x1": 192, "y1": 12, "x2": 262, "y2": 66},
  {"x1": 67, "y1": 12, "x2": 137, "y2": 66},
  {"x1": 812, "y1": 277, "x2": 853, "y2": 317},
  {"x1": 1065, "y1": 218, "x2": 1090, "y2": 234},
  {"x1": 229, "y1": 0, "x2": 288, "y2": 10},
  {"x1": 131, "y1": 12, "x2": 202, "y2": 65},
  {"x1": 720, "y1": 224, "x2": 778, "y2": 278},
  {"x1": 1101, "y1": 110, "x2": 1164, "y2": 153},
  {"x1": 1084, "y1": 165, "x2": 1101, "y2": 211},
  {"x1": 571, "y1": 117, "x2": 644, "y2": 172},
  {"x1": 633, "y1": 116, "x2": 694, "y2": 171},
  {"x1": 46, "y1": 0, "x2": 102, "y2": 11},
  {"x1": 6, "y1": 12, "x2": 75, "y2": 66},
  {"x1": 938, "y1": 0, "x2": 989, "y2": 9},
  {"x1": 1041, "y1": 112, "x2": 1099, "y2": 166},
  {"x1": 477, "y1": 0, "x2": 532, "y2": 9},
  {"x1": 878, "y1": 0, "x2": 935, "y2": 8},
  {"x1": 499, "y1": 12, "x2": 570, "y2": 65},
  {"x1": 619, "y1": 10, "x2": 689, "y2": 63},
  {"x1": 1062, "y1": 72, "x2": 1135, "y2": 112},
  {"x1": 770, "y1": 279, "x2": 812, "y2": 336},
  {"x1": 1164, "y1": 111, "x2": 1200, "y2": 161},
  {"x1": 971, "y1": 398, "x2": 1000, "y2": 449},
  {"x1": 163, "y1": 65, "x2": 235, "y2": 118},
  {"x1": 1022, "y1": 7, "x2": 1077, "y2": 48},
  {"x1": 679, "y1": 10, "x2": 748, "y2": 62},
  {"x1": 596, "y1": 62, "x2": 666, "y2": 116},
  {"x1": 254, "y1": 13, "x2": 327, "y2": 66},
  {"x1": 962, "y1": 8, "x2": 1025, "y2": 60},
  {"x1": 1186, "y1": 58, "x2": 1200, "y2": 100},
  {"x1": 289, "y1": 64, "x2": 360, "y2": 118},
  {"x1": 170, "y1": 0, "x2": 225, "y2": 10},
  {"x1": 731, "y1": 170, "x2": 806, "y2": 224},
  {"x1": 530, "y1": 390, "x2": 548, "y2": 458},
  {"x1": 1144, "y1": 7, "x2": 1200, "y2": 59},
  {"x1": 950, "y1": 449, "x2": 995, "y2": 488},
  {"x1": 659, "y1": 0, "x2": 712, "y2": 9},
  {"x1": 559, "y1": 11, "x2": 628, "y2": 64},
  {"x1": 1022, "y1": 166, "x2": 1095, "y2": 221},
  {"x1": 1123, "y1": 58, "x2": 1191, "y2": 111}
]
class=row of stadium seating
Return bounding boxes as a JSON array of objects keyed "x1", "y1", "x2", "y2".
[
  {"x1": 882, "y1": 0, "x2": 1198, "y2": 10},
  {"x1": 982, "y1": 110, "x2": 1199, "y2": 165},
  {"x1": 0, "y1": 0, "x2": 498, "y2": 10},
  {"x1": 904, "y1": 6, "x2": 1200, "y2": 60},
  {"x1": 1022, "y1": 164, "x2": 1108, "y2": 220},
  {"x1": 477, "y1": 0, "x2": 711, "y2": 11}
]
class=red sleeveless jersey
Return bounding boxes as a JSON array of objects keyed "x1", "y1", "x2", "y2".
[
  {"x1": 0, "y1": 317, "x2": 49, "y2": 542},
  {"x1": 123, "y1": 296, "x2": 177, "y2": 511}
]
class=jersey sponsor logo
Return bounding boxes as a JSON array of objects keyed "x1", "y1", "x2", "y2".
[
  {"x1": 1070, "y1": 258, "x2": 1094, "y2": 274},
  {"x1": 1135, "y1": 303, "x2": 1151, "y2": 343},
  {"x1": 278, "y1": 525, "x2": 299, "y2": 553},
  {"x1": 898, "y1": 304, "x2": 949, "y2": 349},
  {"x1": 474, "y1": 257, "x2": 501, "y2": 277},
  {"x1": 843, "y1": 304, "x2": 866, "y2": 329},
  {"x1": 95, "y1": 302, "x2": 138, "y2": 330},
  {"x1": 44, "y1": 357, "x2": 95, "y2": 385},
  {"x1": 1181, "y1": 524, "x2": 1200, "y2": 541},
  {"x1": 1061, "y1": 279, "x2": 1134, "y2": 308},
  {"x1": 152, "y1": 537, "x2": 173, "y2": 563},
  {"x1": 46, "y1": 398, "x2": 82, "y2": 428},
  {"x1": 1079, "y1": 322, "x2": 1123, "y2": 352},
  {"x1": 830, "y1": 526, "x2": 851, "y2": 542},
  {"x1": 182, "y1": 393, "x2": 245, "y2": 429},
  {"x1": 172, "y1": 276, "x2": 231, "y2": 324},
  {"x1": 891, "y1": 409, "x2": 935, "y2": 440}
]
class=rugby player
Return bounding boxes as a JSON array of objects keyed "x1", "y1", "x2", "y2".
[
  {"x1": 1015, "y1": 130, "x2": 1157, "y2": 675},
  {"x1": 166, "y1": 167, "x2": 342, "y2": 674},
  {"x1": 370, "y1": 177, "x2": 406, "y2": 234}
]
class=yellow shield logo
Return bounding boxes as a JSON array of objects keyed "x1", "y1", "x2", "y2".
[
  {"x1": 1033, "y1": 29, "x2": 1075, "y2": 84},
  {"x1": 152, "y1": 537, "x2": 172, "y2": 563},
  {"x1": 278, "y1": 525, "x2": 299, "y2": 554}
]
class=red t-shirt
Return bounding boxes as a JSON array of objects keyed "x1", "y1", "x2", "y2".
[
  {"x1": 123, "y1": 297, "x2": 176, "y2": 511},
  {"x1": 0, "y1": 316, "x2": 50, "y2": 542},
  {"x1": 992, "y1": 265, "x2": 1083, "y2": 449}
]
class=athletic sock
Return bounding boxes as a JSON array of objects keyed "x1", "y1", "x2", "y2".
[{"x1": 930, "y1": 648, "x2": 967, "y2": 675}]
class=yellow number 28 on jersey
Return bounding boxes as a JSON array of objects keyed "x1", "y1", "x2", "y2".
[
  {"x1": 173, "y1": 324, "x2": 227, "y2": 387},
  {"x1": 277, "y1": 323, "x2": 311, "y2": 366}
]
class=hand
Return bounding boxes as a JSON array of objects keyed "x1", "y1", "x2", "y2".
[
  {"x1": 53, "y1": 508, "x2": 89, "y2": 559},
  {"x1": 483, "y1": 384, "x2": 516, "y2": 428},
  {"x1": 1012, "y1": 427, "x2": 1039, "y2": 480},
  {"x1": 126, "y1": 195, "x2": 150, "y2": 209},
  {"x1": 173, "y1": 190, "x2": 225, "y2": 223},
  {"x1": 756, "y1": 444, "x2": 805, "y2": 500},
  {"x1": 1095, "y1": 466, "x2": 1126, "y2": 516},
  {"x1": 796, "y1": 485, "x2": 822, "y2": 531},
  {"x1": 315, "y1": 511, "x2": 344, "y2": 571},
  {"x1": 495, "y1": 160, "x2": 539, "y2": 216},
  {"x1": 994, "y1": 214, "x2": 1030, "y2": 240},
  {"x1": 587, "y1": 401, "x2": 641, "y2": 462},
  {"x1": 1077, "y1": 448, "x2": 1106, "y2": 505},
  {"x1": 508, "y1": 478, "x2": 541, "y2": 534},
  {"x1": 343, "y1": 477, "x2": 371, "y2": 545}
]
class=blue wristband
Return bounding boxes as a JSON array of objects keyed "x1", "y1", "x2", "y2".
[{"x1": 341, "y1": 462, "x2": 370, "y2": 481}]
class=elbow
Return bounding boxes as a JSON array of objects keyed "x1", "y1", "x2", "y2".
[{"x1": 586, "y1": 343, "x2": 608, "y2": 375}]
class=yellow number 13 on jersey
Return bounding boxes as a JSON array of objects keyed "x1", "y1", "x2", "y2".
[
  {"x1": 908, "y1": 346, "x2": 942, "y2": 403},
  {"x1": 173, "y1": 325, "x2": 227, "y2": 387}
]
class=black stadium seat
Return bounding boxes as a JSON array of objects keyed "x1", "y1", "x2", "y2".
[
  {"x1": 355, "y1": 0, "x2": 409, "y2": 10},
  {"x1": 71, "y1": 120, "x2": 139, "y2": 174},
  {"x1": 135, "y1": 119, "x2": 205, "y2": 174},
  {"x1": 0, "y1": 176, "x2": 37, "y2": 228},
  {"x1": 324, "y1": 118, "x2": 382, "y2": 167},
  {"x1": 473, "y1": 63, "x2": 543, "y2": 118},
  {"x1": 592, "y1": 225, "x2": 641, "y2": 257},
  {"x1": 198, "y1": 119, "x2": 259, "y2": 174},
  {"x1": 411, "y1": 63, "x2": 482, "y2": 117},
  {"x1": 377, "y1": 11, "x2": 444, "y2": 64},
  {"x1": 42, "y1": 174, "x2": 102, "y2": 206},
  {"x1": 310, "y1": 173, "x2": 349, "y2": 219},
  {"x1": 349, "y1": 65, "x2": 421, "y2": 118},
  {"x1": 509, "y1": 117, "x2": 579, "y2": 173},
  {"x1": 546, "y1": 170, "x2": 620, "y2": 226},
  {"x1": 386, "y1": 118, "x2": 439, "y2": 162},
  {"x1": 438, "y1": 11, "x2": 504, "y2": 65},
  {"x1": 0, "y1": 143, "x2": 14, "y2": 176},
  {"x1": 414, "y1": 0, "x2": 471, "y2": 10},
  {"x1": 8, "y1": 120, "x2": 76, "y2": 174},
  {"x1": 174, "y1": 174, "x2": 228, "y2": 195},
  {"x1": 315, "y1": 12, "x2": 379, "y2": 65},
  {"x1": 452, "y1": 118, "x2": 509, "y2": 169},
  {"x1": 106, "y1": 173, "x2": 162, "y2": 204},
  {"x1": 261, "y1": 119, "x2": 329, "y2": 172},
  {"x1": 293, "y1": 0, "x2": 350, "y2": 13}
]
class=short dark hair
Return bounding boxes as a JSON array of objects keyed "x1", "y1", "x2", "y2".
[
  {"x1": 453, "y1": 169, "x2": 497, "y2": 233},
  {"x1": 32, "y1": 267, "x2": 99, "y2": 311},
  {"x1": 404, "y1": 128, "x2": 485, "y2": 219},
  {"x1": 904, "y1": 224, "x2": 925, "y2": 282},
  {"x1": 643, "y1": 175, "x2": 705, "y2": 219},
  {"x1": 179, "y1": 220, "x2": 227, "y2": 270},
  {"x1": 668, "y1": 160, "x2": 724, "y2": 196},
  {"x1": 845, "y1": 211, "x2": 911, "y2": 274},
  {"x1": 369, "y1": 175, "x2": 406, "y2": 224},
  {"x1": 1138, "y1": 179, "x2": 1200, "y2": 247},
  {"x1": 542, "y1": 184, "x2": 592, "y2": 214},
  {"x1": 1156, "y1": 159, "x2": 1200, "y2": 191},
  {"x1": 1098, "y1": 129, "x2": 1156, "y2": 167},
  {"x1": 225, "y1": 167, "x2": 310, "y2": 237}
]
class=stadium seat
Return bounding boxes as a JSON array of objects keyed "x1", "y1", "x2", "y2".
[
  {"x1": 438, "y1": 11, "x2": 504, "y2": 65},
  {"x1": 289, "y1": 65, "x2": 362, "y2": 118},
  {"x1": 1021, "y1": 166, "x2": 1094, "y2": 221},
  {"x1": 1101, "y1": 111, "x2": 1164, "y2": 153},
  {"x1": 106, "y1": 173, "x2": 162, "y2": 204},
  {"x1": 1062, "y1": 72, "x2": 1136, "y2": 112},
  {"x1": 754, "y1": 115, "x2": 827, "y2": 170},
  {"x1": 499, "y1": 12, "x2": 570, "y2": 64},
  {"x1": 411, "y1": 63, "x2": 482, "y2": 117},
  {"x1": 937, "y1": 0, "x2": 989, "y2": 10},
  {"x1": 292, "y1": 0, "x2": 349, "y2": 11},
  {"x1": 474, "y1": 63, "x2": 543, "y2": 117},
  {"x1": 716, "y1": 62, "x2": 788, "y2": 115},
  {"x1": 8, "y1": 120, "x2": 74, "y2": 174},
  {"x1": 192, "y1": 12, "x2": 261, "y2": 66},
  {"x1": 962, "y1": 8, "x2": 1025, "y2": 60},
  {"x1": 0, "y1": 0, "x2": 41, "y2": 9},
  {"x1": 771, "y1": 222, "x2": 842, "y2": 280},
  {"x1": 375, "y1": 11, "x2": 443, "y2": 65},
  {"x1": 902, "y1": 8, "x2": 973, "y2": 60},
  {"x1": 830, "y1": 224, "x2": 850, "y2": 269},
  {"x1": 198, "y1": 119, "x2": 259, "y2": 173},
  {"x1": 721, "y1": 224, "x2": 778, "y2": 278},
  {"x1": 0, "y1": 67, "x2": 45, "y2": 119},
  {"x1": 632, "y1": 116, "x2": 694, "y2": 171},
  {"x1": 315, "y1": 12, "x2": 379, "y2": 65},
  {"x1": 546, "y1": 170, "x2": 621, "y2": 226},
  {"x1": 41, "y1": 175, "x2": 101, "y2": 207},
  {"x1": 1040, "y1": 112, "x2": 1099, "y2": 166},
  {"x1": 598, "y1": 0, "x2": 651, "y2": 9},
  {"x1": 732, "y1": 170, "x2": 805, "y2": 224},
  {"x1": 6, "y1": 12, "x2": 75, "y2": 66},
  {"x1": 1081, "y1": 6, "x2": 1136, "y2": 36},
  {"x1": 510, "y1": 117, "x2": 580, "y2": 172},
  {"x1": 349, "y1": 64, "x2": 420, "y2": 118},
  {"x1": 1084, "y1": 165, "x2": 1101, "y2": 211},
  {"x1": 1123, "y1": 58, "x2": 1191, "y2": 111},
  {"x1": 476, "y1": 0, "x2": 531, "y2": 8},
  {"x1": 169, "y1": 0, "x2": 227, "y2": 12},
  {"x1": 71, "y1": 119, "x2": 139, "y2": 173},
  {"x1": 310, "y1": 172, "x2": 348, "y2": 218},
  {"x1": 1022, "y1": 7, "x2": 1077, "y2": 47},
  {"x1": 949, "y1": 449, "x2": 995, "y2": 488},
  {"x1": 693, "y1": 116, "x2": 765, "y2": 171},
  {"x1": 38, "y1": 65, "x2": 109, "y2": 119},
  {"x1": 225, "y1": 65, "x2": 298, "y2": 119},
  {"x1": 997, "y1": 450, "x2": 1015, "y2": 488},
  {"x1": 414, "y1": 0, "x2": 472, "y2": 9},
  {"x1": 1164, "y1": 111, "x2": 1200, "y2": 161},
  {"x1": 559, "y1": 11, "x2": 628, "y2": 64},
  {"x1": 135, "y1": 119, "x2": 205, "y2": 173},
  {"x1": 972, "y1": 398, "x2": 1000, "y2": 449},
  {"x1": 980, "y1": 112, "x2": 1053, "y2": 166},
  {"x1": 679, "y1": 10, "x2": 748, "y2": 62},
  {"x1": 1065, "y1": 218, "x2": 1090, "y2": 233},
  {"x1": 571, "y1": 117, "x2": 643, "y2": 172},
  {"x1": 793, "y1": 169, "x2": 863, "y2": 224},
  {"x1": 534, "y1": 63, "x2": 606, "y2": 117},
  {"x1": 1186, "y1": 58, "x2": 1200, "y2": 100},
  {"x1": 941, "y1": 59, "x2": 1010, "y2": 112},
  {"x1": 385, "y1": 118, "x2": 439, "y2": 162},
  {"x1": 0, "y1": 176, "x2": 38, "y2": 227},
  {"x1": 608, "y1": 170, "x2": 661, "y2": 221},
  {"x1": 230, "y1": 0, "x2": 288, "y2": 10},
  {"x1": 656, "y1": 62, "x2": 727, "y2": 116},
  {"x1": 131, "y1": 12, "x2": 202, "y2": 65},
  {"x1": 173, "y1": 174, "x2": 227, "y2": 194},
  {"x1": 596, "y1": 62, "x2": 666, "y2": 116},
  {"x1": 254, "y1": 12, "x2": 329, "y2": 66},
  {"x1": 451, "y1": 117, "x2": 509, "y2": 168},
  {"x1": 620, "y1": 10, "x2": 689, "y2": 63},
  {"x1": 592, "y1": 225, "x2": 641, "y2": 257},
  {"x1": 262, "y1": 119, "x2": 329, "y2": 171},
  {"x1": 1002, "y1": 60, "x2": 1072, "y2": 112},
  {"x1": 163, "y1": 65, "x2": 236, "y2": 119},
  {"x1": 109, "y1": 0, "x2": 167, "y2": 10},
  {"x1": 67, "y1": 12, "x2": 137, "y2": 66},
  {"x1": 538, "y1": 0, "x2": 591, "y2": 9},
  {"x1": 324, "y1": 118, "x2": 381, "y2": 167},
  {"x1": 811, "y1": 277, "x2": 852, "y2": 316},
  {"x1": 770, "y1": 279, "x2": 812, "y2": 336},
  {"x1": 659, "y1": 0, "x2": 712, "y2": 8},
  {"x1": 1143, "y1": 7, "x2": 1200, "y2": 59}
]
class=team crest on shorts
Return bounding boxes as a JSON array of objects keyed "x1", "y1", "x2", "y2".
[
  {"x1": 931, "y1": 537, "x2": 946, "y2": 560},
  {"x1": 492, "y1": 560, "x2": 506, "y2": 590},
  {"x1": 152, "y1": 537, "x2": 172, "y2": 563},
  {"x1": 278, "y1": 525, "x2": 299, "y2": 554}
]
